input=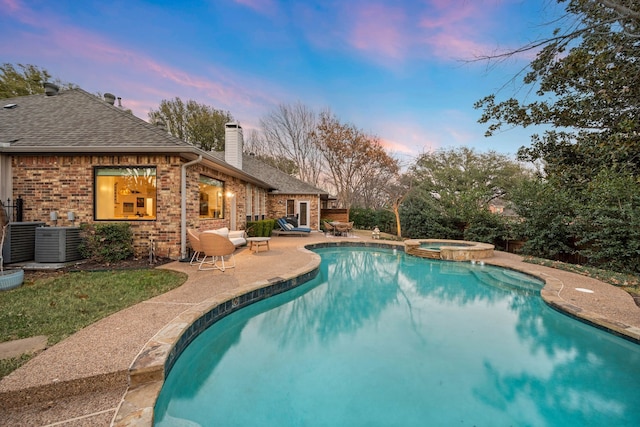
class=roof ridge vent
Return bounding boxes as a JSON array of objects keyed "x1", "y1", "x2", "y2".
[{"x1": 43, "y1": 82, "x2": 59, "y2": 96}]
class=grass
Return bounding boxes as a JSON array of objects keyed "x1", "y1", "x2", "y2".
[
  {"x1": 0, "y1": 268, "x2": 187, "y2": 378},
  {"x1": 523, "y1": 256, "x2": 640, "y2": 298}
]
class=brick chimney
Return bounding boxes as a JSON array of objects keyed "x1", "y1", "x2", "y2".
[{"x1": 224, "y1": 122, "x2": 243, "y2": 170}]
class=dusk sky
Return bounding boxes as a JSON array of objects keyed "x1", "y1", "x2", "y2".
[{"x1": 1, "y1": 0, "x2": 564, "y2": 163}]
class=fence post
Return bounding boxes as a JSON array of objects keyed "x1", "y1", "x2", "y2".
[{"x1": 2, "y1": 197, "x2": 24, "y2": 222}]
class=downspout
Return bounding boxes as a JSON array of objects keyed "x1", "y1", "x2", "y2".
[
  {"x1": 181, "y1": 155, "x2": 203, "y2": 260},
  {"x1": 316, "y1": 193, "x2": 321, "y2": 232}
]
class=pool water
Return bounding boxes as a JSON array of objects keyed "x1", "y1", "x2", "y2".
[{"x1": 154, "y1": 247, "x2": 640, "y2": 426}]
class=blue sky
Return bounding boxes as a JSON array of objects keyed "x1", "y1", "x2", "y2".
[{"x1": 1, "y1": 0, "x2": 563, "y2": 162}]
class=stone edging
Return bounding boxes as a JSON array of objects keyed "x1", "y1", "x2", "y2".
[
  {"x1": 113, "y1": 246, "x2": 322, "y2": 426},
  {"x1": 113, "y1": 242, "x2": 639, "y2": 426},
  {"x1": 482, "y1": 260, "x2": 640, "y2": 345},
  {"x1": 404, "y1": 239, "x2": 494, "y2": 261}
]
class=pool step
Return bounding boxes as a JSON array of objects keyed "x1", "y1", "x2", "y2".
[{"x1": 471, "y1": 269, "x2": 542, "y2": 294}]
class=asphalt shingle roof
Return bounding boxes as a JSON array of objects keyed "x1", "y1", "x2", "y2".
[
  {"x1": 1, "y1": 88, "x2": 329, "y2": 196},
  {"x1": 242, "y1": 154, "x2": 328, "y2": 195},
  {"x1": 210, "y1": 151, "x2": 328, "y2": 196},
  {"x1": 0, "y1": 88, "x2": 192, "y2": 149}
]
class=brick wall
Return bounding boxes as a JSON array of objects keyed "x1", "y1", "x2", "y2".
[
  {"x1": 11, "y1": 154, "x2": 247, "y2": 259},
  {"x1": 267, "y1": 194, "x2": 320, "y2": 230}
]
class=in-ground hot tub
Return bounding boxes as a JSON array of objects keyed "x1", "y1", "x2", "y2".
[{"x1": 404, "y1": 239, "x2": 494, "y2": 261}]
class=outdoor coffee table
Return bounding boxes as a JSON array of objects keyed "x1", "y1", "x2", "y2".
[{"x1": 246, "y1": 237, "x2": 271, "y2": 253}]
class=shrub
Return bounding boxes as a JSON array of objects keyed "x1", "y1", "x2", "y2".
[
  {"x1": 246, "y1": 219, "x2": 276, "y2": 237},
  {"x1": 399, "y1": 194, "x2": 461, "y2": 239},
  {"x1": 464, "y1": 210, "x2": 509, "y2": 249},
  {"x1": 349, "y1": 208, "x2": 395, "y2": 234},
  {"x1": 79, "y1": 223, "x2": 134, "y2": 263}
]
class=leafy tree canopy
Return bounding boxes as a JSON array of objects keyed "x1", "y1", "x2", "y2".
[
  {"x1": 475, "y1": 0, "x2": 640, "y2": 185},
  {"x1": 402, "y1": 147, "x2": 529, "y2": 242},
  {"x1": 148, "y1": 97, "x2": 233, "y2": 151},
  {"x1": 410, "y1": 147, "x2": 530, "y2": 211},
  {"x1": 0, "y1": 63, "x2": 73, "y2": 99}
]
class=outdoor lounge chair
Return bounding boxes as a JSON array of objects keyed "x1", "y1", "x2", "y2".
[
  {"x1": 273, "y1": 218, "x2": 312, "y2": 236},
  {"x1": 198, "y1": 232, "x2": 237, "y2": 272},
  {"x1": 187, "y1": 228, "x2": 204, "y2": 266}
]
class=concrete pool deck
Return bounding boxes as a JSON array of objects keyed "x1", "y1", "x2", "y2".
[{"x1": 1, "y1": 233, "x2": 639, "y2": 426}]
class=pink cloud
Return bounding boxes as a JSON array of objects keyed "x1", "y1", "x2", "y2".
[
  {"x1": 424, "y1": 32, "x2": 492, "y2": 60},
  {"x1": 2, "y1": 0, "x2": 20, "y2": 12},
  {"x1": 417, "y1": 1, "x2": 509, "y2": 60},
  {"x1": 300, "y1": 1, "x2": 512, "y2": 64},
  {"x1": 1, "y1": 0, "x2": 284, "y2": 123},
  {"x1": 349, "y1": 4, "x2": 408, "y2": 60},
  {"x1": 233, "y1": 0, "x2": 278, "y2": 16},
  {"x1": 0, "y1": 0, "x2": 42, "y2": 27}
]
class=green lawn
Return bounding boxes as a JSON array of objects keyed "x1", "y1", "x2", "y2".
[{"x1": 0, "y1": 268, "x2": 187, "y2": 378}]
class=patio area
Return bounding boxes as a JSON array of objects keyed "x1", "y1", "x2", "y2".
[{"x1": 1, "y1": 232, "x2": 639, "y2": 426}]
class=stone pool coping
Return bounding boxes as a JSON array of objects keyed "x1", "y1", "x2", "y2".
[
  {"x1": 483, "y1": 252, "x2": 640, "y2": 345},
  {"x1": 114, "y1": 240, "x2": 404, "y2": 426},
  {"x1": 404, "y1": 238, "x2": 494, "y2": 261},
  {"x1": 1, "y1": 236, "x2": 638, "y2": 426}
]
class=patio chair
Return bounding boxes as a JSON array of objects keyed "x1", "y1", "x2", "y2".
[
  {"x1": 345, "y1": 221, "x2": 354, "y2": 237},
  {"x1": 187, "y1": 228, "x2": 204, "y2": 266},
  {"x1": 323, "y1": 221, "x2": 336, "y2": 237},
  {"x1": 198, "y1": 232, "x2": 236, "y2": 272},
  {"x1": 334, "y1": 221, "x2": 353, "y2": 237}
]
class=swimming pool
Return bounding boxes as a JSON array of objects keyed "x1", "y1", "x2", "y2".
[{"x1": 154, "y1": 246, "x2": 640, "y2": 426}]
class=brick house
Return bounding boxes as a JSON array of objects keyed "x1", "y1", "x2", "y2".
[{"x1": 0, "y1": 87, "x2": 328, "y2": 260}]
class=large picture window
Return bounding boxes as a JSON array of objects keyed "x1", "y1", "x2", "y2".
[
  {"x1": 200, "y1": 176, "x2": 225, "y2": 218},
  {"x1": 95, "y1": 167, "x2": 157, "y2": 220}
]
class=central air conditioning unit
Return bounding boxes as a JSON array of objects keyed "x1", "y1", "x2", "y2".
[
  {"x1": 34, "y1": 227, "x2": 83, "y2": 263},
  {"x1": 1, "y1": 222, "x2": 45, "y2": 263}
]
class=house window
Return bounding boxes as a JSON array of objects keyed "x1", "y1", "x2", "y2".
[
  {"x1": 286, "y1": 199, "x2": 295, "y2": 216},
  {"x1": 254, "y1": 190, "x2": 260, "y2": 221},
  {"x1": 200, "y1": 176, "x2": 225, "y2": 218},
  {"x1": 95, "y1": 167, "x2": 157, "y2": 220},
  {"x1": 246, "y1": 183, "x2": 252, "y2": 223}
]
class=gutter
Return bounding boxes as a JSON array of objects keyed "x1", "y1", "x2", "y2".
[{"x1": 180, "y1": 155, "x2": 203, "y2": 260}]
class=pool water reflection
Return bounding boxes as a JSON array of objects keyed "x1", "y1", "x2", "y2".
[{"x1": 155, "y1": 247, "x2": 640, "y2": 426}]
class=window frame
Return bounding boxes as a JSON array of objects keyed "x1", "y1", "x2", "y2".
[
  {"x1": 199, "y1": 175, "x2": 225, "y2": 219},
  {"x1": 94, "y1": 166, "x2": 157, "y2": 221}
]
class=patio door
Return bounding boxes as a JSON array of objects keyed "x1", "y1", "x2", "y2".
[{"x1": 297, "y1": 201, "x2": 310, "y2": 227}]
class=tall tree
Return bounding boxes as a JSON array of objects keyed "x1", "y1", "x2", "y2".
[
  {"x1": 0, "y1": 63, "x2": 73, "y2": 98},
  {"x1": 380, "y1": 173, "x2": 413, "y2": 238},
  {"x1": 474, "y1": 0, "x2": 640, "y2": 272},
  {"x1": 409, "y1": 147, "x2": 530, "y2": 237},
  {"x1": 244, "y1": 129, "x2": 299, "y2": 175},
  {"x1": 257, "y1": 102, "x2": 323, "y2": 187},
  {"x1": 475, "y1": 0, "x2": 640, "y2": 185},
  {"x1": 312, "y1": 112, "x2": 399, "y2": 210},
  {"x1": 148, "y1": 98, "x2": 233, "y2": 151}
]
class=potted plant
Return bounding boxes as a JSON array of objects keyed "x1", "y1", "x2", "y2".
[{"x1": 0, "y1": 205, "x2": 24, "y2": 291}]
